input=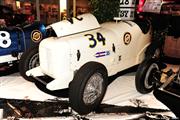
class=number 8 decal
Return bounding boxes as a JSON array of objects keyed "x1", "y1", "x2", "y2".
[{"x1": 0, "y1": 31, "x2": 11, "y2": 48}]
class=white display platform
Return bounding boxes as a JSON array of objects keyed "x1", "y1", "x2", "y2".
[{"x1": 0, "y1": 72, "x2": 176, "y2": 119}]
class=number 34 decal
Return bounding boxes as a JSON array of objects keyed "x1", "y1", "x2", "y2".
[{"x1": 85, "y1": 32, "x2": 106, "y2": 48}]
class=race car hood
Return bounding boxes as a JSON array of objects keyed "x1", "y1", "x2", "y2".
[{"x1": 47, "y1": 13, "x2": 100, "y2": 37}]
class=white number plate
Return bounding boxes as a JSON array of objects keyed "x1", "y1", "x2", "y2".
[
  {"x1": 119, "y1": 8, "x2": 135, "y2": 20},
  {"x1": 119, "y1": 0, "x2": 136, "y2": 7}
]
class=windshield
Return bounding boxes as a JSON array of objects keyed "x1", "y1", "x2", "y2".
[{"x1": 46, "y1": 27, "x2": 57, "y2": 37}]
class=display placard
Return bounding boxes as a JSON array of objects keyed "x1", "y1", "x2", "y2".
[
  {"x1": 119, "y1": 8, "x2": 135, "y2": 20},
  {"x1": 142, "y1": 0, "x2": 162, "y2": 13},
  {"x1": 119, "y1": 0, "x2": 136, "y2": 7},
  {"x1": 118, "y1": 0, "x2": 136, "y2": 20}
]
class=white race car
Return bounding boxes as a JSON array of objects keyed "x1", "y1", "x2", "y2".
[{"x1": 24, "y1": 13, "x2": 152, "y2": 114}]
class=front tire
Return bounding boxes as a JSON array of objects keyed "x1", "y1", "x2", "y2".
[
  {"x1": 69, "y1": 62, "x2": 108, "y2": 115},
  {"x1": 135, "y1": 58, "x2": 161, "y2": 94},
  {"x1": 19, "y1": 47, "x2": 39, "y2": 82}
]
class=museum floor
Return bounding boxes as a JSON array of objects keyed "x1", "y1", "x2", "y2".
[{"x1": 0, "y1": 67, "x2": 177, "y2": 120}]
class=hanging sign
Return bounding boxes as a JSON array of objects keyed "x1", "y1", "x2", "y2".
[
  {"x1": 118, "y1": 0, "x2": 136, "y2": 20},
  {"x1": 119, "y1": 0, "x2": 136, "y2": 7},
  {"x1": 142, "y1": 0, "x2": 162, "y2": 13},
  {"x1": 119, "y1": 8, "x2": 135, "y2": 20}
]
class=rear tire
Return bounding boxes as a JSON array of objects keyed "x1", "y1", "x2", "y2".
[
  {"x1": 19, "y1": 47, "x2": 39, "y2": 82},
  {"x1": 69, "y1": 62, "x2": 108, "y2": 115},
  {"x1": 135, "y1": 58, "x2": 161, "y2": 94}
]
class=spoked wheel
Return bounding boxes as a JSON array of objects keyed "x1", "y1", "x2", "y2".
[
  {"x1": 135, "y1": 58, "x2": 161, "y2": 94},
  {"x1": 28, "y1": 53, "x2": 39, "y2": 69},
  {"x1": 19, "y1": 47, "x2": 39, "y2": 82},
  {"x1": 83, "y1": 73, "x2": 104, "y2": 105},
  {"x1": 69, "y1": 62, "x2": 108, "y2": 115}
]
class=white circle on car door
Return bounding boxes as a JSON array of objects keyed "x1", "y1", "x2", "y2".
[{"x1": 0, "y1": 31, "x2": 11, "y2": 48}]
